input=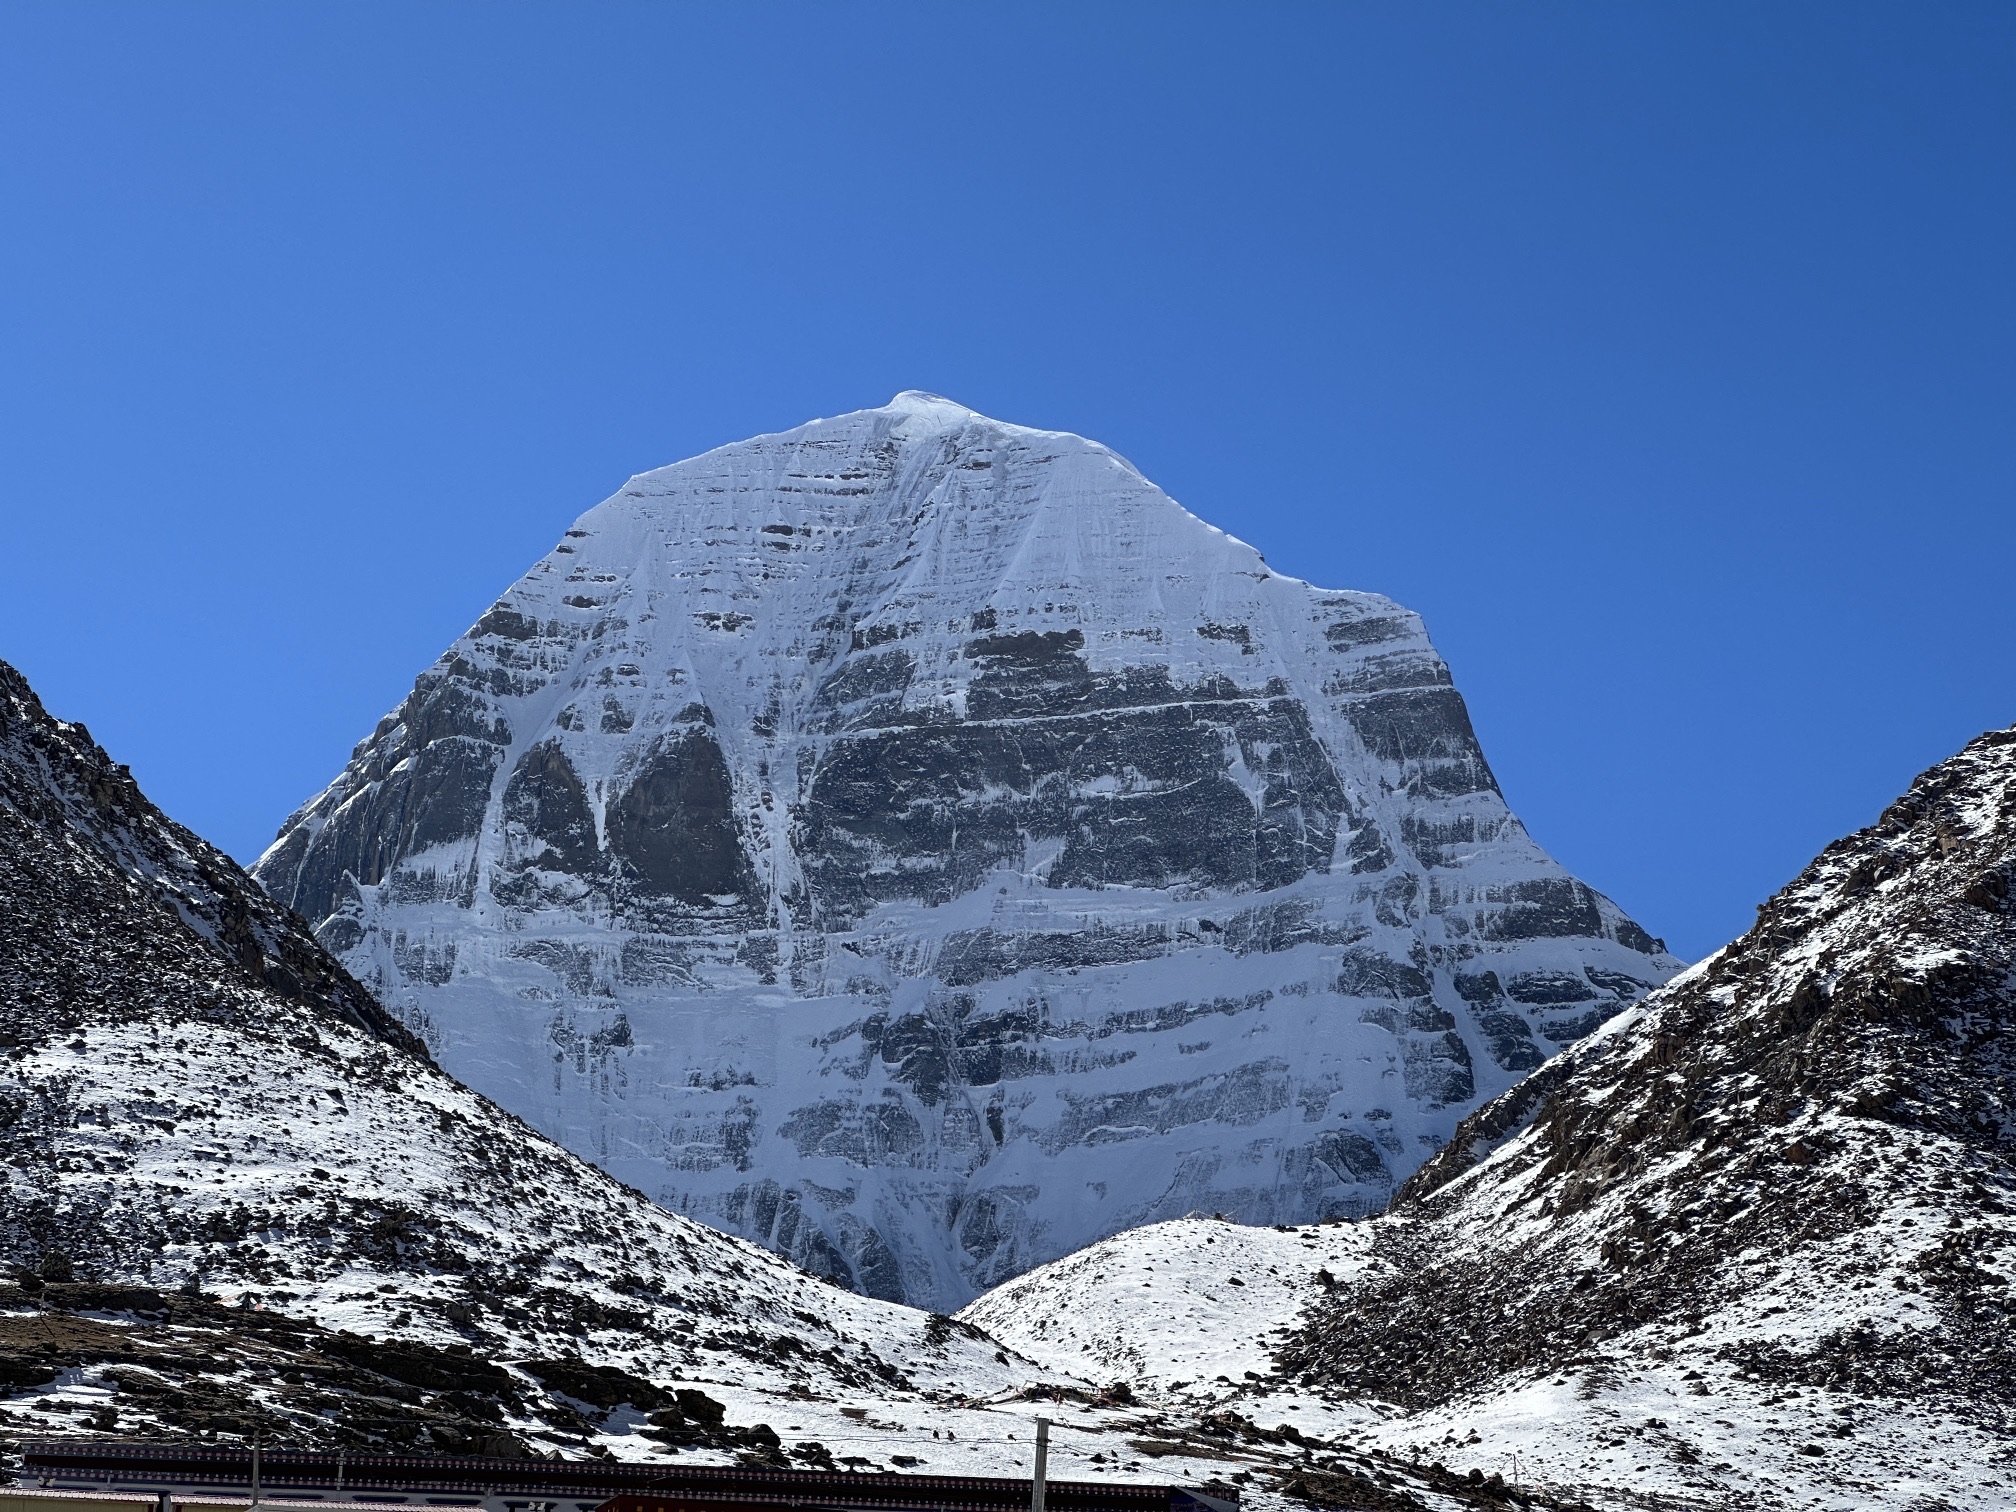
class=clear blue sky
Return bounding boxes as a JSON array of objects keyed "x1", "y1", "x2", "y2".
[{"x1": 3, "y1": 4, "x2": 2011, "y2": 962}]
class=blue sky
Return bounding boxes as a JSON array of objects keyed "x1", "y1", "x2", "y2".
[{"x1": 2, "y1": 3, "x2": 2011, "y2": 961}]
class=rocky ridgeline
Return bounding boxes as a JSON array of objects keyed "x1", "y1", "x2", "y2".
[
  {"x1": 1272, "y1": 724, "x2": 2016, "y2": 1502},
  {"x1": 254, "y1": 393, "x2": 1677, "y2": 1308},
  {"x1": 0, "y1": 664, "x2": 412, "y2": 1060}
]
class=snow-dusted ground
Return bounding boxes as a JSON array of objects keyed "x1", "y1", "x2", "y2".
[
  {"x1": 962, "y1": 1217, "x2": 2016, "y2": 1510},
  {"x1": 256, "y1": 391, "x2": 1677, "y2": 1310},
  {"x1": 2, "y1": 1015, "x2": 997, "y2": 1395},
  {"x1": 962, "y1": 1217, "x2": 1375, "y2": 1397},
  {"x1": 1359, "y1": 1361, "x2": 2016, "y2": 1512}
]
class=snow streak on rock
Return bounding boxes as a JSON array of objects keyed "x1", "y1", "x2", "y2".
[{"x1": 255, "y1": 393, "x2": 1676, "y2": 1310}]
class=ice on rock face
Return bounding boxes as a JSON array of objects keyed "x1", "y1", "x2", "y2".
[{"x1": 255, "y1": 394, "x2": 1680, "y2": 1309}]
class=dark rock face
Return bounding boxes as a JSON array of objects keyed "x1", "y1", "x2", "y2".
[
  {"x1": 0, "y1": 656, "x2": 1015, "y2": 1450},
  {"x1": 1344, "y1": 687, "x2": 1499, "y2": 800},
  {"x1": 0, "y1": 661, "x2": 414, "y2": 1057},
  {"x1": 503, "y1": 740, "x2": 600, "y2": 876},
  {"x1": 274, "y1": 664, "x2": 516, "y2": 932},
  {"x1": 800, "y1": 681, "x2": 1345, "y2": 917},
  {"x1": 1281, "y1": 724, "x2": 2016, "y2": 1453},
  {"x1": 605, "y1": 729, "x2": 756, "y2": 904},
  {"x1": 253, "y1": 393, "x2": 1678, "y2": 1309}
]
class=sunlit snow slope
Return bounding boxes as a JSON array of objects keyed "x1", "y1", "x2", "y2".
[
  {"x1": 961, "y1": 1216, "x2": 1373, "y2": 1397},
  {"x1": 256, "y1": 393, "x2": 1678, "y2": 1309}
]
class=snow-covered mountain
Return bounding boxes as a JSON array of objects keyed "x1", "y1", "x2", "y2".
[
  {"x1": 254, "y1": 393, "x2": 1678, "y2": 1310},
  {"x1": 969, "y1": 725, "x2": 2016, "y2": 1510}
]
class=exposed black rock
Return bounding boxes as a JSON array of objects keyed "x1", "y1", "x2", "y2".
[{"x1": 606, "y1": 728, "x2": 757, "y2": 905}]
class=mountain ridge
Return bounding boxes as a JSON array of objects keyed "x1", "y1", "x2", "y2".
[{"x1": 970, "y1": 720, "x2": 2016, "y2": 1509}]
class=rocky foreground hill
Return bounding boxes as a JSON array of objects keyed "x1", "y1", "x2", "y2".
[
  {"x1": 967, "y1": 726, "x2": 2016, "y2": 1510},
  {"x1": 253, "y1": 392, "x2": 1677, "y2": 1309}
]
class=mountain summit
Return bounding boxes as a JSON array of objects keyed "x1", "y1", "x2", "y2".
[{"x1": 255, "y1": 395, "x2": 1677, "y2": 1308}]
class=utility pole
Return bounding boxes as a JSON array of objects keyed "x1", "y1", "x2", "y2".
[
  {"x1": 1030, "y1": 1419, "x2": 1050, "y2": 1512},
  {"x1": 250, "y1": 1436, "x2": 261, "y2": 1512}
]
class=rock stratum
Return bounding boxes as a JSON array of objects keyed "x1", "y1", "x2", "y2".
[{"x1": 254, "y1": 393, "x2": 1677, "y2": 1309}]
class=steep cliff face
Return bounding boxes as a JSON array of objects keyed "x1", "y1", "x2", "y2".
[{"x1": 255, "y1": 392, "x2": 1676, "y2": 1309}]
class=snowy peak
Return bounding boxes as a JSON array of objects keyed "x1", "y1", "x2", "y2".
[
  {"x1": 255, "y1": 398, "x2": 1677, "y2": 1309},
  {"x1": 880, "y1": 389, "x2": 986, "y2": 426}
]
